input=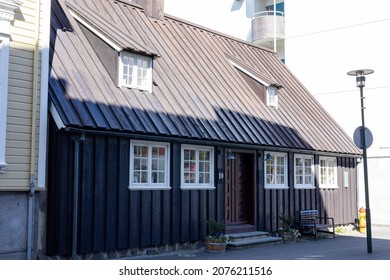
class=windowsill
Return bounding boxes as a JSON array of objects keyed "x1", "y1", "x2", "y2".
[
  {"x1": 294, "y1": 186, "x2": 316, "y2": 190},
  {"x1": 121, "y1": 84, "x2": 152, "y2": 93},
  {"x1": 319, "y1": 185, "x2": 339, "y2": 189},
  {"x1": 264, "y1": 185, "x2": 289, "y2": 190},
  {"x1": 128, "y1": 186, "x2": 172, "y2": 191},
  {"x1": 180, "y1": 186, "x2": 216, "y2": 191}
]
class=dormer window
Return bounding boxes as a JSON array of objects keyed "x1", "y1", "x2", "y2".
[
  {"x1": 266, "y1": 86, "x2": 279, "y2": 107},
  {"x1": 119, "y1": 52, "x2": 152, "y2": 92},
  {"x1": 227, "y1": 55, "x2": 282, "y2": 109}
]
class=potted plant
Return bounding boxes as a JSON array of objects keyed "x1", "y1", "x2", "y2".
[
  {"x1": 204, "y1": 220, "x2": 229, "y2": 253},
  {"x1": 278, "y1": 213, "x2": 300, "y2": 243}
]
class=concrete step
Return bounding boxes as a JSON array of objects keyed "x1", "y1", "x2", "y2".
[
  {"x1": 228, "y1": 231, "x2": 271, "y2": 242},
  {"x1": 227, "y1": 231, "x2": 282, "y2": 250}
]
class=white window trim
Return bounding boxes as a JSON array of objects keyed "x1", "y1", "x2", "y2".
[
  {"x1": 294, "y1": 154, "x2": 315, "y2": 189},
  {"x1": 0, "y1": 1, "x2": 23, "y2": 35},
  {"x1": 180, "y1": 145, "x2": 215, "y2": 190},
  {"x1": 319, "y1": 156, "x2": 338, "y2": 189},
  {"x1": 343, "y1": 170, "x2": 350, "y2": 188},
  {"x1": 266, "y1": 86, "x2": 279, "y2": 108},
  {"x1": 129, "y1": 140, "x2": 171, "y2": 191},
  {"x1": 118, "y1": 51, "x2": 153, "y2": 92},
  {"x1": 0, "y1": 0, "x2": 23, "y2": 173},
  {"x1": 264, "y1": 151, "x2": 288, "y2": 189},
  {"x1": 0, "y1": 35, "x2": 10, "y2": 173}
]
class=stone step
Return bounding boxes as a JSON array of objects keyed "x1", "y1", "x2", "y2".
[
  {"x1": 228, "y1": 231, "x2": 271, "y2": 242},
  {"x1": 227, "y1": 231, "x2": 282, "y2": 250}
]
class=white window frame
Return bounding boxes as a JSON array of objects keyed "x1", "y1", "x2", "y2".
[
  {"x1": 129, "y1": 140, "x2": 170, "y2": 190},
  {"x1": 264, "y1": 152, "x2": 288, "y2": 189},
  {"x1": 181, "y1": 145, "x2": 215, "y2": 190},
  {"x1": 266, "y1": 86, "x2": 279, "y2": 107},
  {"x1": 0, "y1": 35, "x2": 10, "y2": 173},
  {"x1": 294, "y1": 154, "x2": 315, "y2": 189},
  {"x1": 118, "y1": 52, "x2": 152, "y2": 92},
  {"x1": 343, "y1": 170, "x2": 350, "y2": 188},
  {"x1": 319, "y1": 156, "x2": 338, "y2": 189}
]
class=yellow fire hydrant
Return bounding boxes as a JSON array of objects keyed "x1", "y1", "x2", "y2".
[{"x1": 359, "y1": 207, "x2": 366, "y2": 233}]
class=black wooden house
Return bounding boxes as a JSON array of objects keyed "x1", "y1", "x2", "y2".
[{"x1": 46, "y1": 0, "x2": 361, "y2": 258}]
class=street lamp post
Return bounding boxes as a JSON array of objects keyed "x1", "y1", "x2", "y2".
[{"x1": 347, "y1": 69, "x2": 374, "y2": 254}]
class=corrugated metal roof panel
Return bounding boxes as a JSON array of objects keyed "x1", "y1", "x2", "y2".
[{"x1": 49, "y1": 0, "x2": 361, "y2": 155}]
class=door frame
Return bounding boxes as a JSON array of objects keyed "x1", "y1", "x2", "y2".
[{"x1": 224, "y1": 149, "x2": 257, "y2": 234}]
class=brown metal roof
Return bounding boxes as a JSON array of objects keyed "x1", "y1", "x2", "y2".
[{"x1": 49, "y1": 0, "x2": 361, "y2": 155}]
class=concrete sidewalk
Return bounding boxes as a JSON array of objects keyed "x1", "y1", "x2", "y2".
[{"x1": 130, "y1": 225, "x2": 390, "y2": 260}]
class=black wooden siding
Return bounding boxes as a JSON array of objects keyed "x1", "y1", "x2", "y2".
[
  {"x1": 46, "y1": 124, "x2": 224, "y2": 256},
  {"x1": 46, "y1": 123, "x2": 358, "y2": 256}
]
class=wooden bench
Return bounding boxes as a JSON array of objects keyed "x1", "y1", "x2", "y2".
[{"x1": 298, "y1": 210, "x2": 335, "y2": 240}]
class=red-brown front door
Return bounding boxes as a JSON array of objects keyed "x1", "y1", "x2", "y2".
[{"x1": 225, "y1": 151, "x2": 256, "y2": 233}]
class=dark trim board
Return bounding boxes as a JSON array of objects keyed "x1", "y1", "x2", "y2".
[{"x1": 46, "y1": 120, "x2": 358, "y2": 257}]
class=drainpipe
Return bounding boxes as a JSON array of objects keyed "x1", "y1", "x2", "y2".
[
  {"x1": 27, "y1": 0, "x2": 41, "y2": 260},
  {"x1": 27, "y1": 174, "x2": 35, "y2": 260},
  {"x1": 72, "y1": 133, "x2": 85, "y2": 260}
]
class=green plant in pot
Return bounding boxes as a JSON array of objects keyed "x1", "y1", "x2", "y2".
[
  {"x1": 204, "y1": 220, "x2": 229, "y2": 252},
  {"x1": 278, "y1": 213, "x2": 300, "y2": 243}
]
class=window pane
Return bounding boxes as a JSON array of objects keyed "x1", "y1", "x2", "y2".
[
  {"x1": 266, "y1": 174, "x2": 274, "y2": 184},
  {"x1": 266, "y1": 154, "x2": 287, "y2": 186},
  {"x1": 133, "y1": 171, "x2": 140, "y2": 183},
  {"x1": 183, "y1": 149, "x2": 196, "y2": 184},
  {"x1": 305, "y1": 175, "x2": 312, "y2": 184},
  {"x1": 265, "y1": 162, "x2": 273, "y2": 175},
  {"x1": 199, "y1": 150, "x2": 210, "y2": 161},
  {"x1": 199, "y1": 161, "x2": 205, "y2": 172},
  {"x1": 140, "y1": 159, "x2": 148, "y2": 170},
  {"x1": 158, "y1": 172, "x2": 165, "y2": 183},
  {"x1": 199, "y1": 173, "x2": 210, "y2": 184},
  {"x1": 276, "y1": 175, "x2": 284, "y2": 184},
  {"x1": 131, "y1": 142, "x2": 169, "y2": 187},
  {"x1": 184, "y1": 162, "x2": 190, "y2": 172},
  {"x1": 295, "y1": 158, "x2": 303, "y2": 184},
  {"x1": 304, "y1": 158, "x2": 312, "y2": 168},
  {"x1": 133, "y1": 145, "x2": 141, "y2": 157},
  {"x1": 141, "y1": 146, "x2": 148, "y2": 157},
  {"x1": 183, "y1": 148, "x2": 196, "y2": 184},
  {"x1": 134, "y1": 158, "x2": 141, "y2": 170},
  {"x1": 320, "y1": 158, "x2": 337, "y2": 187},
  {"x1": 184, "y1": 171, "x2": 196, "y2": 183},
  {"x1": 182, "y1": 147, "x2": 213, "y2": 186},
  {"x1": 140, "y1": 171, "x2": 147, "y2": 183},
  {"x1": 121, "y1": 53, "x2": 151, "y2": 90},
  {"x1": 122, "y1": 54, "x2": 134, "y2": 85},
  {"x1": 296, "y1": 166, "x2": 303, "y2": 176},
  {"x1": 276, "y1": 156, "x2": 284, "y2": 166},
  {"x1": 295, "y1": 156, "x2": 313, "y2": 187}
]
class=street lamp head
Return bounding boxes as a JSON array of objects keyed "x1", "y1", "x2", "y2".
[{"x1": 347, "y1": 69, "x2": 374, "y2": 88}]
